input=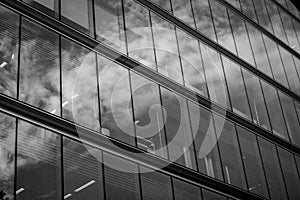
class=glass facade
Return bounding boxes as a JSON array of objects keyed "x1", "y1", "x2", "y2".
[{"x1": 0, "y1": 0, "x2": 299, "y2": 199}]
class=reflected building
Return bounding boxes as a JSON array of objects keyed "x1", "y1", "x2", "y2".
[{"x1": 0, "y1": 0, "x2": 300, "y2": 199}]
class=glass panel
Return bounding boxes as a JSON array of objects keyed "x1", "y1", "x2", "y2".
[
  {"x1": 277, "y1": 147, "x2": 300, "y2": 199},
  {"x1": 252, "y1": 0, "x2": 273, "y2": 33},
  {"x1": 192, "y1": 0, "x2": 216, "y2": 41},
  {"x1": 23, "y1": 0, "x2": 56, "y2": 17},
  {"x1": 63, "y1": 138, "x2": 104, "y2": 200},
  {"x1": 17, "y1": 121, "x2": 61, "y2": 199},
  {"x1": 265, "y1": 0, "x2": 288, "y2": 43},
  {"x1": 103, "y1": 152, "x2": 140, "y2": 200},
  {"x1": 177, "y1": 29, "x2": 208, "y2": 97},
  {"x1": 61, "y1": 37, "x2": 100, "y2": 131},
  {"x1": 202, "y1": 189, "x2": 227, "y2": 200},
  {"x1": 236, "y1": 126, "x2": 269, "y2": 198},
  {"x1": 173, "y1": 178, "x2": 202, "y2": 200},
  {"x1": 263, "y1": 35, "x2": 289, "y2": 88},
  {"x1": 247, "y1": 25, "x2": 273, "y2": 77},
  {"x1": 171, "y1": 0, "x2": 195, "y2": 27},
  {"x1": 161, "y1": 87, "x2": 197, "y2": 170},
  {"x1": 222, "y1": 56, "x2": 251, "y2": 119},
  {"x1": 98, "y1": 55, "x2": 136, "y2": 146},
  {"x1": 140, "y1": 166, "x2": 173, "y2": 200},
  {"x1": 278, "y1": 92, "x2": 300, "y2": 146},
  {"x1": 151, "y1": 12, "x2": 183, "y2": 84},
  {"x1": 210, "y1": 0, "x2": 236, "y2": 54},
  {"x1": 123, "y1": 0, "x2": 155, "y2": 69},
  {"x1": 19, "y1": 17, "x2": 60, "y2": 115},
  {"x1": 95, "y1": 0, "x2": 126, "y2": 53},
  {"x1": 278, "y1": 47, "x2": 300, "y2": 95},
  {"x1": 261, "y1": 81, "x2": 289, "y2": 140},
  {"x1": 61, "y1": 0, "x2": 92, "y2": 35},
  {"x1": 243, "y1": 69, "x2": 271, "y2": 130},
  {"x1": 149, "y1": 0, "x2": 171, "y2": 13},
  {"x1": 286, "y1": 0, "x2": 300, "y2": 18},
  {"x1": 296, "y1": 156, "x2": 300, "y2": 178},
  {"x1": 258, "y1": 137, "x2": 288, "y2": 200},
  {"x1": 188, "y1": 102, "x2": 223, "y2": 181},
  {"x1": 216, "y1": 116, "x2": 247, "y2": 189},
  {"x1": 228, "y1": 11, "x2": 255, "y2": 66},
  {"x1": 130, "y1": 72, "x2": 168, "y2": 158},
  {"x1": 0, "y1": 112, "x2": 15, "y2": 199},
  {"x1": 239, "y1": 0, "x2": 258, "y2": 22},
  {"x1": 0, "y1": 6, "x2": 19, "y2": 98}
]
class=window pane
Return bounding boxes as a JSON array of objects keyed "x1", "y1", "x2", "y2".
[
  {"x1": 161, "y1": 88, "x2": 197, "y2": 170},
  {"x1": 236, "y1": 126, "x2": 269, "y2": 198},
  {"x1": 202, "y1": 189, "x2": 227, "y2": 200},
  {"x1": 61, "y1": 0, "x2": 92, "y2": 35},
  {"x1": 20, "y1": 17, "x2": 60, "y2": 115},
  {"x1": 103, "y1": 152, "x2": 140, "y2": 200},
  {"x1": 0, "y1": 112, "x2": 16, "y2": 199},
  {"x1": 61, "y1": 38, "x2": 100, "y2": 131},
  {"x1": 215, "y1": 116, "x2": 247, "y2": 189},
  {"x1": 258, "y1": 137, "x2": 288, "y2": 200},
  {"x1": 0, "y1": 6, "x2": 19, "y2": 98},
  {"x1": 149, "y1": 0, "x2": 171, "y2": 13},
  {"x1": 239, "y1": 0, "x2": 258, "y2": 22},
  {"x1": 277, "y1": 147, "x2": 300, "y2": 199},
  {"x1": 64, "y1": 138, "x2": 104, "y2": 200},
  {"x1": 95, "y1": 0, "x2": 126, "y2": 53},
  {"x1": 171, "y1": 0, "x2": 195, "y2": 27},
  {"x1": 17, "y1": 121, "x2": 61, "y2": 199},
  {"x1": 140, "y1": 166, "x2": 173, "y2": 200},
  {"x1": 252, "y1": 0, "x2": 273, "y2": 32},
  {"x1": 222, "y1": 56, "x2": 251, "y2": 119},
  {"x1": 98, "y1": 55, "x2": 136, "y2": 146},
  {"x1": 188, "y1": 102, "x2": 223, "y2": 181},
  {"x1": 23, "y1": 0, "x2": 56, "y2": 17},
  {"x1": 173, "y1": 178, "x2": 202, "y2": 200},
  {"x1": 261, "y1": 81, "x2": 289, "y2": 140},
  {"x1": 243, "y1": 69, "x2": 271, "y2": 130},
  {"x1": 130, "y1": 72, "x2": 168, "y2": 158},
  {"x1": 278, "y1": 92, "x2": 300, "y2": 146}
]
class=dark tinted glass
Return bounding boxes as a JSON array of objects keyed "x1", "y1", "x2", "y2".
[{"x1": 173, "y1": 178, "x2": 202, "y2": 200}]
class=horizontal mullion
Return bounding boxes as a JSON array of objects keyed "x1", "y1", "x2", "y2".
[
  {"x1": 270, "y1": 0, "x2": 300, "y2": 24},
  {"x1": 216, "y1": 0, "x2": 300, "y2": 60},
  {"x1": 0, "y1": 93, "x2": 266, "y2": 200},
  {"x1": 134, "y1": 0, "x2": 300, "y2": 105}
]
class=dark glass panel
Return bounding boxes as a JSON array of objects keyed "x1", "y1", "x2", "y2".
[
  {"x1": 202, "y1": 189, "x2": 227, "y2": 200},
  {"x1": 140, "y1": 166, "x2": 173, "y2": 200},
  {"x1": 173, "y1": 178, "x2": 202, "y2": 200},
  {"x1": 278, "y1": 91, "x2": 300, "y2": 146},
  {"x1": 278, "y1": 47, "x2": 300, "y2": 95},
  {"x1": 130, "y1": 72, "x2": 168, "y2": 159},
  {"x1": 188, "y1": 101, "x2": 223, "y2": 181},
  {"x1": 19, "y1": 17, "x2": 60, "y2": 115},
  {"x1": 61, "y1": 37, "x2": 100, "y2": 131},
  {"x1": 95, "y1": 0, "x2": 126, "y2": 53},
  {"x1": 263, "y1": 35, "x2": 289, "y2": 88},
  {"x1": 177, "y1": 29, "x2": 208, "y2": 97},
  {"x1": 17, "y1": 121, "x2": 61, "y2": 200},
  {"x1": 215, "y1": 116, "x2": 247, "y2": 189},
  {"x1": 236, "y1": 126, "x2": 269, "y2": 198},
  {"x1": 161, "y1": 87, "x2": 197, "y2": 170},
  {"x1": 63, "y1": 138, "x2": 104, "y2": 200},
  {"x1": 222, "y1": 56, "x2": 251, "y2": 120},
  {"x1": 243, "y1": 69, "x2": 271, "y2": 130},
  {"x1": 192, "y1": 0, "x2": 216, "y2": 41},
  {"x1": 103, "y1": 153, "x2": 140, "y2": 200},
  {"x1": 261, "y1": 81, "x2": 289, "y2": 140},
  {"x1": 277, "y1": 147, "x2": 300, "y2": 199},
  {"x1": 210, "y1": 0, "x2": 236, "y2": 54},
  {"x1": 258, "y1": 138, "x2": 288, "y2": 200},
  {"x1": 252, "y1": 0, "x2": 273, "y2": 33},
  {"x1": 61, "y1": 0, "x2": 92, "y2": 35},
  {"x1": 171, "y1": 0, "x2": 195, "y2": 27},
  {"x1": 228, "y1": 11, "x2": 255, "y2": 66},
  {"x1": 0, "y1": 6, "x2": 19, "y2": 98},
  {"x1": 0, "y1": 112, "x2": 16, "y2": 199},
  {"x1": 97, "y1": 55, "x2": 136, "y2": 146}
]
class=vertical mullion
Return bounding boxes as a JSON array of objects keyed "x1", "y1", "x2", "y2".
[
  {"x1": 101, "y1": 151, "x2": 107, "y2": 200},
  {"x1": 87, "y1": 0, "x2": 95, "y2": 38},
  {"x1": 13, "y1": 118, "x2": 18, "y2": 200}
]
